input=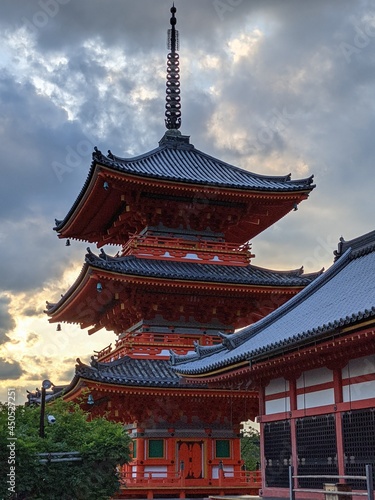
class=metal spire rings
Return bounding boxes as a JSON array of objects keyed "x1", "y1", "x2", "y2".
[{"x1": 165, "y1": 5, "x2": 181, "y2": 130}]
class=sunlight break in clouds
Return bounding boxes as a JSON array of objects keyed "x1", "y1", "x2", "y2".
[
  {"x1": 1, "y1": 0, "x2": 375, "y2": 403},
  {"x1": 227, "y1": 29, "x2": 263, "y2": 63}
]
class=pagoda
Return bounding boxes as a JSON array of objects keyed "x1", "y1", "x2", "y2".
[{"x1": 45, "y1": 6, "x2": 319, "y2": 499}]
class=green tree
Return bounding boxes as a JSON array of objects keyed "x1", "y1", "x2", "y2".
[
  {"x1": 0, "y1": 399, "x2": 131, "y2": 499},
  {"x1": 240, "y1": 426, "x2": 260, "y2": 470}
]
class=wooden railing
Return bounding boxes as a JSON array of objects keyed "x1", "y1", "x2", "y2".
[
  {"x1": 95, "y1": 332, "x2": 223, "y2": 361},
  {"x1": 119, "y1": 468, "x2": 261, "y2": 488},
  {"x1": 121, "y1": 234, "x2": 252, "y2": 255},
  {"x1": 120, "y1": 234, "x2": 254, "y2": 265}
]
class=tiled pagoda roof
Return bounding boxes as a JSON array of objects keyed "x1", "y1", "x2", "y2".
[
  {"x1": 72, "y1": 356, "x2": 185, "y2": 388},
  {"x1": 172, "y1": 230, "x2": 375, "y2": 375},
  {"x1": 27, "y1": 356, "x2": 192, "y2": 404},
  {"x1": 84, "y1": 249, "x2": 320, "y2": 287},
  {"x1": 54, "y1": 135, "x2": 315, "y2": 233},
  {"x1": 46, "y1": 249, "x2": 321, "y2": 318},
  {"x1": 95, "y1": 138, "x2": 314, "y2": 191}
]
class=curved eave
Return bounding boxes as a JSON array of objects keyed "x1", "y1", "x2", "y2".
[
  {"x1": 46, "y1": 263, "x2": 306, "y2": 320},
  {"x1": 45, "y1": 257, "x2": 316, "y2": 332},
  {"x1": 54, "y1": 148, "x2": 315, "y2": 241},
  {"x1": 61, "y1": 374, "x2": 254, "y2": 401},
  {"x1": 176, "y1": 358, "x2": 250, "y2": 381},
  {"x1": 45, "y1": 262, "x2": 91, "y2": 318},
  {"x1": 89, "y1": 268, "x2": 311, "y2": 291}
]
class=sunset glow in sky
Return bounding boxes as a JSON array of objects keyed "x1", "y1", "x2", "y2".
[{"x1": 1, "y1": 0, "x2": 375, "y2": 403}]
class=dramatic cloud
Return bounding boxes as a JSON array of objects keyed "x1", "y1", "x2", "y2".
[
  {"x1": 0, "y1": 296, "x2": 16, "y2": 344},
  {"x1": 0, "y1": 357, "x2": 24, "y2": 380},
  {"x1": 1, "y1": 0, "x2": 375, "y2": 400}
]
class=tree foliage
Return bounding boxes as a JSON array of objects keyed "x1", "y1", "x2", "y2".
[
  {"x1": 0, "y1": 399, "x2": 131, "y2": 499},
  {"x1": 240, "y1": 426, "x2": 260, "y2": 471}
]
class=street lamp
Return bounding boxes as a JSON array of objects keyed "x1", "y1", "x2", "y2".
[{"x1": 39, "y1": 379, "x2": 54, "y2": 438}]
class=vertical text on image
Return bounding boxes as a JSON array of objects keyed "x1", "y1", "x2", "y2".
[{"x1": 7, "y1": 388, "x2": 17, "y2": 495}]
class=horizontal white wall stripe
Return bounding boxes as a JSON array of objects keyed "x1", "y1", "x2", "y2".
[
  {"x1": 343, "y1": 380, "x2": 375, "y2": 403},
  {"x1": 297, "y1": 388, "x2": 334, "y2": 409},
  {"x1": 265, "y1": 397, "x2": 290, "y2": 414},
  {"x1": 342, "y1": 354, "x2": 375, "y2": 378},
  {"x1": 297, "y1": 366, "x2": 333, "y2": 389},
  {"x1": 265, "y1": 377, "x2": 289, "y2": 396}
]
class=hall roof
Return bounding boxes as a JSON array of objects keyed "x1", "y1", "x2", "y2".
[{"x1": 173, "y1": 230, "x2": 375, "y2": 375}]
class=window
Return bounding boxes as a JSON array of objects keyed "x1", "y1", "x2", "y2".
[
  {"x1": 132, "y1": 440, "x2": 137, "y2": 458},
  {"x1": 148, "y1": 439, "x2": 164, "y2": 458},
  {"x1": 215, "y1": 439, "x2": 230, "y2": 458}
]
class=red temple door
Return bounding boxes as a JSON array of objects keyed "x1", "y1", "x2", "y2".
[{"x1": 177, "y1": 440, "x2": 204, "y2": 479}]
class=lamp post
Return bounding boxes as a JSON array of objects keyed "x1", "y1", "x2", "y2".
[{"x1": 39, "y1": 379, "x2": 53, "y2": 438}]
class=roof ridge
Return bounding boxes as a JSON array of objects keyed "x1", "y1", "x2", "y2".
[
  {"x1": 350, "y1": 242, "x2": 375, "y2": 259},
  {"x1": 171, "y1": 343, "x2": 226, "y2": 366},
  {"x1": 334, "y1": 229, "x2": 375, "y2": 261},
  {"x1": 249, "y1": 305, "x2": 375, "y2": 360},
  {"x1": 102, "y1": 144, "x2": 165, "y2": 163},
  {"x1": 248, "y1": 262, "x2": 322, "y2": 277}
]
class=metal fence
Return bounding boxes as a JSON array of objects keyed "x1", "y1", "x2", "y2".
[{"x1": 289, "y1": 464, "x2": 374, "y2": 500}]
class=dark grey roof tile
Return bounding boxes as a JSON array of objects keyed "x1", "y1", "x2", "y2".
[
  {"x1": 86, "y1": 250, "x2": 320, "y2": 287},
  {"x1": 97, "y1": 143, "x2": 315, "y2": 191},
  {"x1": 75, "y1": 356, "x2": 192, "y2": 388},
  {"x1": 174, "y1": 231, "x2": 375, "y2": 375}
]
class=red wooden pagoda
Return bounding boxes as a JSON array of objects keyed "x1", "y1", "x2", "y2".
[{"x1": 45, "y1": 6, "x2": 318, "y2": 498}]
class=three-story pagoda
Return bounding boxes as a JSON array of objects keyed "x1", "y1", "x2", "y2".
[{"x1": 45, "y1": 6, "x2": 319, "y2": 498}]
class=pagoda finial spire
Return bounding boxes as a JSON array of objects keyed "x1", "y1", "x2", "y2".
[{"x1": 165, "y1": 4, "x2": 181, "y2": 130}]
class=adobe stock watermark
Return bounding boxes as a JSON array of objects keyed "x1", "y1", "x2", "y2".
[
  {"x1": 250, "y1": 107, "x2": 298, "y2": 154},
  {"x1": 52, "y1": 131, "x2": 96, "y2": 183},
  {"x1": 213, "y1": 0, "x2": 243, "y2": 21},
  {"x1": 7, "y1": 388, "x2": 17, "y2": 497},
  {"x1": 339, "y1": 11, "x2": 375, "y2": 63},
  {"x1": 21, "y1": 0, "x2": 71, "y2": 36},
  {"x1": 301, "y1": 234, "x2": 337, "y2": 272}
]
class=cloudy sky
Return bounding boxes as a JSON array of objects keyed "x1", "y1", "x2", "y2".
[{"x1": 1, "y1": 0, "x2": 375, "y2": 403}]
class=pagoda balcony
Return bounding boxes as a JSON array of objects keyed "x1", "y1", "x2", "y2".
[
  {"x1": 120, "y1": 234, "x2": 254, "y2": 266},
  {"x1": 95, "y1": 331, "x2": 223, "y2": 362},
  {"x1": 116, "y1": 467, "x2": 261, "y2": 499}
]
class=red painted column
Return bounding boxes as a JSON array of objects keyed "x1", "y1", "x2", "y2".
[
  {"x1": 258, "y1": 385, "x2": 266, "y2": 493},
  {"x1": 333, "y1": 368, "x2": 345, "y2": 480},
  {"x1": 232, "y1": 426, "x2": 242, "y2": 473},
  {"x1": 136, "y1": 429, "x2": 146, "y2": 479},
  {"x1": 333, "y1": 367, "x2": 343, "y2": 405},
  {"x1": 290, "y1": 413, "x2": 298, "y2": 490},
  {"x1": 288, "y1": 377, "x2": 299, "y2": 490},
  {"x1": 288, "y1": 376, "x2": 297, "y2": 413},
  {"x1": 167, "y1": 432, "x2": 175, "y2": 480},
  {"x1": 205, "y1": 430, "x2": 213, "y2": 480}
]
